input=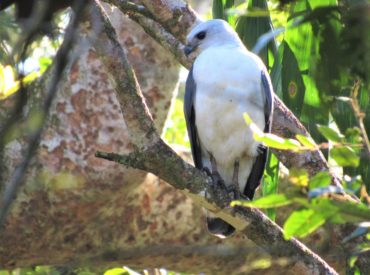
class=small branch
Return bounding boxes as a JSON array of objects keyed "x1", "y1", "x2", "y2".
[
  {"x1": 128, "y1": 13, "x2": 191, "y2": 68},
  {"x1": 0, "y1": 0, "x2": 87, "y2": 227},
  {"x1": 350, "y1": 79, "x2": 370, "y2": 158},
  {"x1": 89, "y1": 1, "x2": 159, "y2": 149},
  {"x1": 106, "y1": 0, "x2": 191, "y2": 68},
  {"x1": 109, "y1": 0, "x2": 153, "y2": 19}
]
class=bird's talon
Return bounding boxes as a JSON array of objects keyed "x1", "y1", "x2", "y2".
[{"x1": 202, "y1": 167, "x2": 212, "y2": 177}]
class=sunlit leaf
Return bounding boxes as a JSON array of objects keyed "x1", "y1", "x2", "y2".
[
  {"x1": 0, "y1": 64, "x2": 17, "y2": 99},
  {"x1": 283, "y1": 208, "x2": 327, "y2": 239},
  {"x1": 39, "y1": 57, "x2": 53, "y2": 73},
  {"x1": 295, "y1": 134, "x2": 317, "y2": 149},
  {"x1": 316, "y1": 124, "x2": 344, "y2": 142},
  {"x1": 309, "y1": 171, "x2": 331, "y2": 189},
  {"x1": 308, "y1": 0, "x2": 338, "y2": 9},
  {"x1": 250, "y1": 258, "x2": 272, "y2": 269},
  {"x1": 232, "y1": 193, "x2": 293, "y2": 208},
  {"x1": 104, "y1": 268, "x2": 130, "y2": 275},
  {"x1": 349, "y1": 256, "x2": 358, "y2": 268},
  {"x1": 244, "y1": 113, "x2": 302, "y2": 150},
  {"x1": 331, "y1": 146, "x2": 360, "y2": 167}
]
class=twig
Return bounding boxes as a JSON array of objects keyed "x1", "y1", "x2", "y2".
[
  {"x1": 128, "y1": 13, "x2": 191, "y2": 68},
  {"x1": 109, "y1": 0, "x2": 153, "y2": 19},
  {"x1": 91, "y1": 2, "x2": 338, "y2": 273},
  {"x1": 350, "y1": 79, "x2": 370, "y2": 157},
  {"x1": 0, "y1": 0, "x2": 87, "y2": 227}
]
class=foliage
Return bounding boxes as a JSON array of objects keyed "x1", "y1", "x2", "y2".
[
  {"x1": 209, "y1": 0, "x2": 370, "y2": 271},
  {"x1": 163, "y1": 97, "x2": 190, "y2": 148}
]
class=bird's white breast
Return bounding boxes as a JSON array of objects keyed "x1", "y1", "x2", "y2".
[{"x1": 193, "y1": 46, "x2": 266, "y2": 186}]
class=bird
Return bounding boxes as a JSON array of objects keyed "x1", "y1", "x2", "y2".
[{"x1": 183, "y1": 19, "x2": 274, "y2": 238}]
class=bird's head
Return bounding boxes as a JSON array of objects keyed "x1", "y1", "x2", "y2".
[{"x1": 184, "y1": 19, "x2": 242, "y2": 56}]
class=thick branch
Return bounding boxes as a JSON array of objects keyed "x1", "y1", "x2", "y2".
[
  {"x1": 91, "y1": 2, "x2": 337, "y2": 274},
  {"x1": 90, "y1": 2, "x2": 159, "y2": 149}
]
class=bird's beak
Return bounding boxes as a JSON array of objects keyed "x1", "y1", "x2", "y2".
[{"x1": 184, "y1": 45, "x2": 195, "y2": 56}]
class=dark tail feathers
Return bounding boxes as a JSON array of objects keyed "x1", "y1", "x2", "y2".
[{"x1": 207, "y1": 217, "x2": 235, "y2": 238}]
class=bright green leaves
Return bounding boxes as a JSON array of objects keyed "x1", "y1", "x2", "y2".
[
  {"x1": 244, "y1": 113, "x2": 318, "y2": 152},
  {"x1": 164, "y1": 98, "x2": 190, "y2": 148},
  {"x1": 104, "y1": 267, "x2": 139, "y2": 275},
  {"x1": 283, "y1": 209, "x2": 326, "y2": 239},
  {"x1": 309, "y1": 171, "x2": 331, "y2": 189},
  {"x1": 0, "y1": 59, "x2": 50, "y2": 100},
  {"x1": 295, "y1": 134, "x2": 317, "y2": 149},
  {"x1": 234, "y1": 191, "x2": 370, "y2": 240},
  {"x1": 331, "y1": 146, "x2": 360, "y2": 167},
  {"x1": 232, "y1": 193, "x2": 294, "y2": 208},
  {"x1": 316, "y1": 125, "x2": 345, "y2": 143},
  {"x1": 316, "y1": 124, "x2": 360, "y2": 167}
]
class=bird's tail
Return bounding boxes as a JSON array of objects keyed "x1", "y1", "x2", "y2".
[{"x1": 207, "y1": 217, "x2": 235, "y2": 238}]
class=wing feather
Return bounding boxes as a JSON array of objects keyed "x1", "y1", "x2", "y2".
[
  {"x1": 244, "y1": 70, "x2": 274, "y2": 199},
  {"x1": 184, "y1": 66, "x2": 203, "y2": 169}
]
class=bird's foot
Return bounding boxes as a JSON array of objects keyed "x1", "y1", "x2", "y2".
[
  {"x1": 226, "y1": 184, "x2": 241, "y2": 201},
  {"x1": 202, "y1": 167, "x2": 231, "y2": 205},
  {"x1": 257, "y1": 144, "x2": 267, "y2": 154}
]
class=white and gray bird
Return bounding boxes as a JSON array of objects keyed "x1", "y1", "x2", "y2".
[{"x1": 184, "y1": 19, "x2": 274, "y2": 237}]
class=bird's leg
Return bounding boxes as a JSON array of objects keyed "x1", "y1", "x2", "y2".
[
  {"x1": 230, "y1": 159, "x2": 242, "y2": 199},
  {"x1": 209, "y1": 153, "x2": 224, "y2": 186}
]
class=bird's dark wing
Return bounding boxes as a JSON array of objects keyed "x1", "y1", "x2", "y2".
[
  {"x1": 184, "y1": 66, "x2": 203, "y2": 169},
  {"x1": 244, "y1": 70, "x2": 274, "y2": 199}
]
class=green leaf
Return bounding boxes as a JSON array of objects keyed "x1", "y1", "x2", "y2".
[
  {"x1": 39, "y1": 57, "x2": 52, "y2": 73},
  {"x1": 331, "y1": 200, "x2": 370, "y2": 222},
  {"x1": 213, "y1": 0, "x2": 235, "y2": 23},
  {"x1": 295, "y1": 134, "x2": 317, "y2": 149},
  {"x1": 309, "y1": 171, "x2": 331, "y2": 189},
  {"x1": 104, "y1": 268, "x2": 130, "y2": 275},
  {"x1": 257, "y1": 133, "x2": 301, "y2": 150},
  {"x1": 236, "y1": 0, "x2": 276, "y2": 65},
  {"x1": 316, "y1": 124, "x2": 344, "y2": 142},
  {"x1": 283, "y1": 208, "x2": 327, "y2": 239},
  {"x1": 281, "y1": 41, "x2": 306, "y2": 117},
  {"x1": 331, "y1": 146, "x2": 360, "y2": 167},
  {"x1": 213, "y1": 0, "x2": 225, "y2": 19},
  {"x1": 232, "y1": 194, "x2": 293, "y2": 208},
  {"x1": 308, "y1": 0, "x2": 338, "y2": 9}
]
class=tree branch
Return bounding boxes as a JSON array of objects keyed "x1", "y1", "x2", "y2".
[{"x1": 91, "y1": 1, "x2": 338, "y2": 274}]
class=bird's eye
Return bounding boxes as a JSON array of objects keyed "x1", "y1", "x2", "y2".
[{"x1": 196, "y1": 31, "x2": 206, "y2": 40}]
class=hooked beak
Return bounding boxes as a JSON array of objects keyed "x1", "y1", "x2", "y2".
[{"x1": 184, "y1": 45, "x2": 195, "y2": 56}]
